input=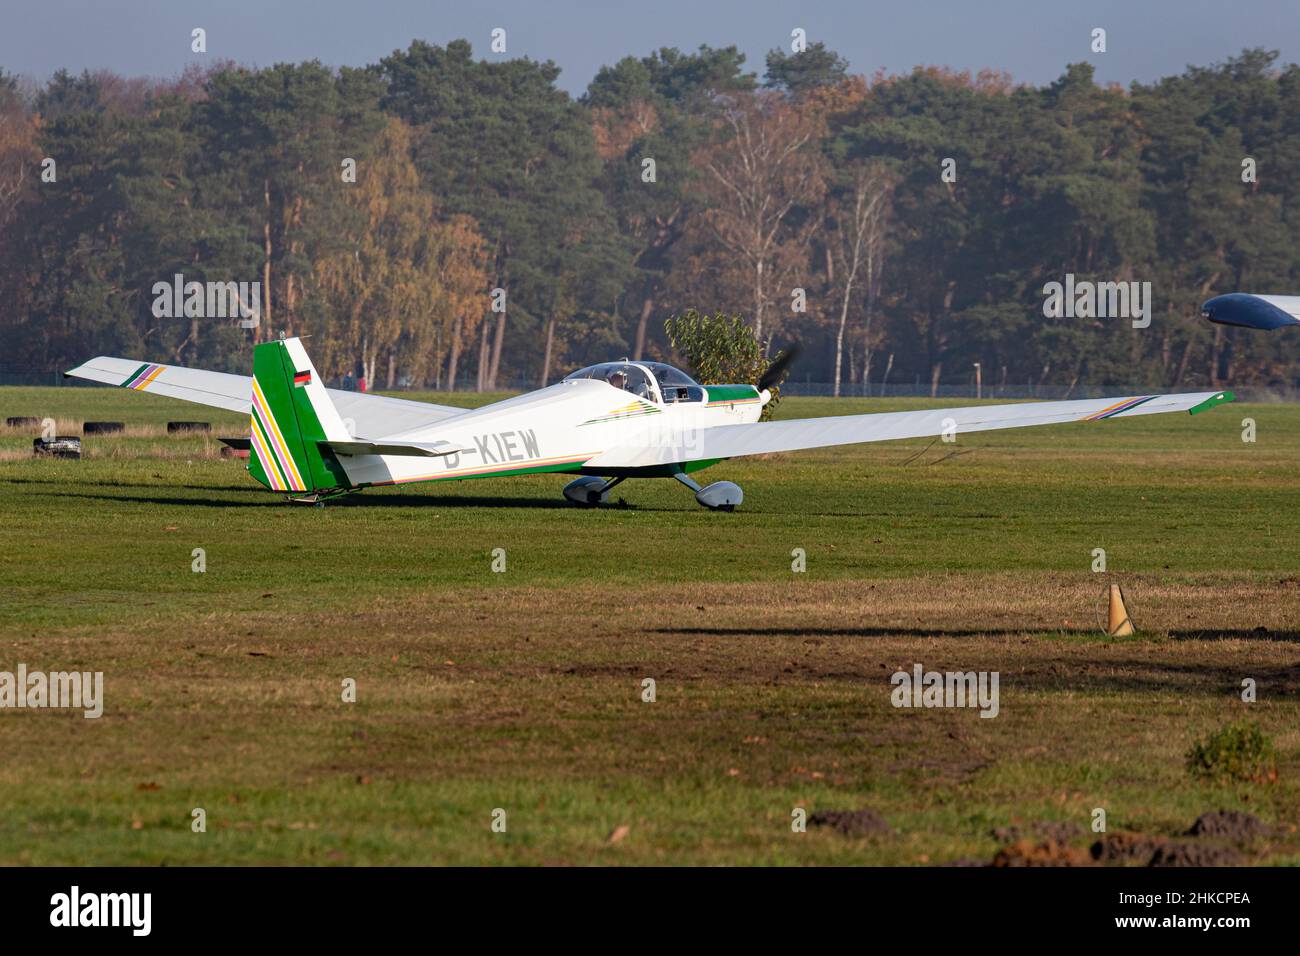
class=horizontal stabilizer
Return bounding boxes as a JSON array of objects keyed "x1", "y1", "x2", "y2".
[
  {"x1": 64, "y1": 355, "x2": 470, "y2": 436},
  {"x1": 319, "y1": 439, "x2": 467, "y2": 458}
]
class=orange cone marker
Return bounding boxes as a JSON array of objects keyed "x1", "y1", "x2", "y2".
[{"x1": 1106, "y1": 583, "x2": 1135, "y2": 636}]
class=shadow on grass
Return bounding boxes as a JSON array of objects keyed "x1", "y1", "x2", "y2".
[
  {"x1": 646, "y1": 628, "x2": 1300, "y2": 693},
  {"x1": 36, "y1": 487, "x2": 591, "y2": 511},
  {"x1": 654, "y1": 626, "x2": 1080, "y2": 639},
  {"x1": 1, "y1": 475, "x2": 910, "y2": 516},
  {"x1": 1169, "y1": 628, "x2": 1300, "y2": 643},
  {"x1": 0, "y1": 476, "x2": 255, "y2": 494},
  {"x1": 39, "y1": 490, "x2": 280, "y2": 508},
  {"x1": 657, "y1": 626, "x2": 1300, "y2": 644},
  {"x1": 333, "y1": 491, "x2": 581, "y2": 510}
]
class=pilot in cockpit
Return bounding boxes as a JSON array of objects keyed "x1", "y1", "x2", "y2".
[{"x1": 607, "y1": 370, "x2": 627, "y2": 391}]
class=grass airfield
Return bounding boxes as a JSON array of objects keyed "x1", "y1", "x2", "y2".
[{"x1": 1, "y1": 385, "x2": 1298, "y2": 865}]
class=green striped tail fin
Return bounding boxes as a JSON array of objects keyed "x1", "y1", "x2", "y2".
[{"x1": 248, "y1": 338, "x2": 351, "y2": 494}]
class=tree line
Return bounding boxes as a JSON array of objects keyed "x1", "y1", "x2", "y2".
[{"x1": 0, "y1": 41, "x2": 1297, "y2": 393}]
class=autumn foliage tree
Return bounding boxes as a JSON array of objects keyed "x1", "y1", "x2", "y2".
[
  {"x1": 2, "y1": 45, "x2": 1300, "y2": 395},
  {"x1": 691, "y1": 90, "x2": 826, "y2": 347},
  {"x1": 312, "y1": 117, "x2": 490, "y2": 388},
  {"x1": 0, "y1": 70, "x2": 38, "y2": 359}
]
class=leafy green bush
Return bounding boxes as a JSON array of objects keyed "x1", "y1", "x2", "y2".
[
  {"x1": 1185, "y1": 720, "x2": 1278, "y2": 783},
  {"x1": 664, "y1": 309, "x2": 791, "y2": 421}
]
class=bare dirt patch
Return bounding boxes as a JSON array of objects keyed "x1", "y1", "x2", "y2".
[
  {"x1": 808, "y1": 809, "x2": 891, "y2": 837},
  {"x1": 992, "y1": 821, "x2": 1083, "y2": 844},
  {"x1": 1088, "y1": 810, "x2": 1271, "y2": 866},
  {"x1": 1186, "y1": 810, "x2": 1271, "y2": 842},
  {"x1": 1149, "y1": 842, "x2": 1243, "y2": 866},
  {"x1": 1091, "y1": 832, "x2": 1168, "y2": 864},
  {"x1": 993, "y1": 839, "x2": 1093, "y2": 867}
]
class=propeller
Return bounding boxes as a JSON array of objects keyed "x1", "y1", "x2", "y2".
[{"x1": 758, "y1": 343, "x2": 801, "y2": 392}]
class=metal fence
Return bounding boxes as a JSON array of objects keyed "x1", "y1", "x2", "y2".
[{"x1": 776, "y1": 381, "x2": 1300, "y2": 403}]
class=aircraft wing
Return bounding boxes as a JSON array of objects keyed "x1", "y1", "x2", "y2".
[
  {"x1": 64, "y1": 355, "x2": 468, "y2": 435},
  {"x1": 586, "y1": 391, "x2": 1234, "y2": 469},
  {"x1": 1202, "y1": 293, "x2": 1300, "y2": 330}
]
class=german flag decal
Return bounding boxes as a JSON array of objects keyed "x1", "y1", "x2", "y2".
[{"x1": 293, "y1": 370, "x2": 311, "y2": 388}]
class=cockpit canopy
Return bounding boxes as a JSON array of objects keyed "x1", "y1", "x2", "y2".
[{"x1": 563, "y1": 361, "x2": 704, "y2": 404}]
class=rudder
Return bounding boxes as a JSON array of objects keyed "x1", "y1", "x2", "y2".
[{"x1": 248, "y1": 338, "x2": 351, "y2": 495}]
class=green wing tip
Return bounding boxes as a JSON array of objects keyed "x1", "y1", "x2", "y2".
[{"x1": 1189, "y1": 390, "x2": 1235, "y2": 415}]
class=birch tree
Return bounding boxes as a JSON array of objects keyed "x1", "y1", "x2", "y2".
[
  {"x1": 697, "y1": 91, "x2": 825, "y2": 346},
  {"x1": 828, "y1": 162, "x2": 893, "y2": 396}
]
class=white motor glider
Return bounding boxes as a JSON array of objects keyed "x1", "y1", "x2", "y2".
[{"x1": 66, "y1": 338, "x2": 1233, "y2": 510}]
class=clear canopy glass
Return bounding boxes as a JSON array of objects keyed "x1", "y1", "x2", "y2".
[{"x1": 562, "y1": 361, "x2": 702, "y2": 403}]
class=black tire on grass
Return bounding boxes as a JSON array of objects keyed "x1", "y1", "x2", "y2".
[{"x1": 83, "y1": 421, "x2": 125, "y2": 434}]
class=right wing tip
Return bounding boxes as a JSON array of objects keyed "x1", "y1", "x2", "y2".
[{"x1": 1188, "y1": 390, "x2": 1234, "y2": 416}]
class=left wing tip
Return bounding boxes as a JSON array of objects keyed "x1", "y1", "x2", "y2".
[{"x1": 64, "y1": 359, "x2": 100, "y2": 379}]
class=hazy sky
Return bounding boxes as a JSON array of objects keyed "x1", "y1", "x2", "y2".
[{"x1": 2, "y1": 0, "x2": 1296, "y2": 95}]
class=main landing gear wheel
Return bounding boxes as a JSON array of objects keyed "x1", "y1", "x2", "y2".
[
  {"x1": 563, "y1": 475, "x2": 625, "y2": 506},
  {"x1": 673, "y1": 472, "x2": 743, "y2": 511}
]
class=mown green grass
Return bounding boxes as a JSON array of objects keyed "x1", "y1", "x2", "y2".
[{"x1": 0, "y1": 385, "x2": 1297, "y2": 865}]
